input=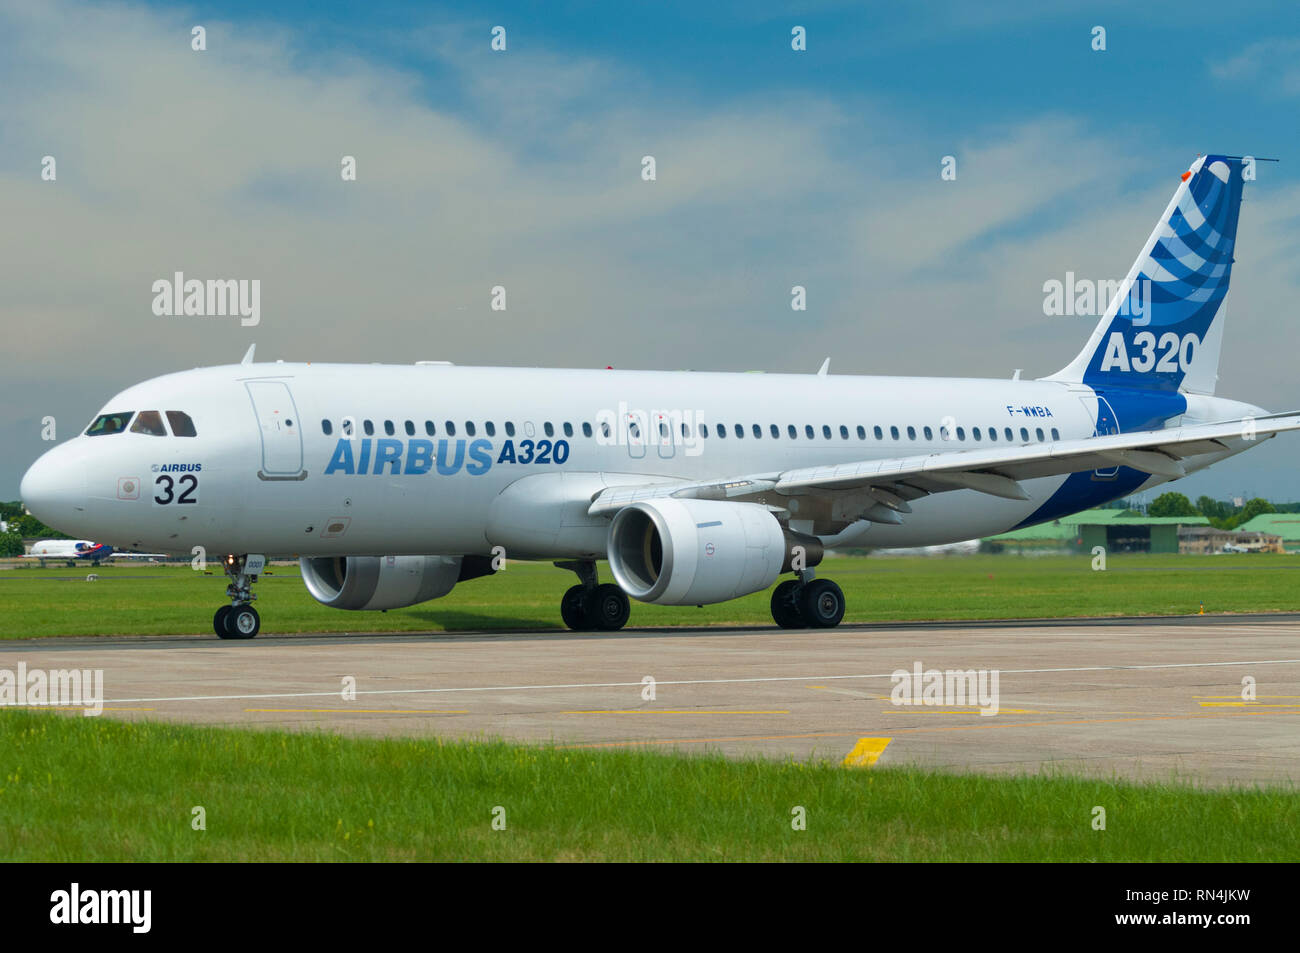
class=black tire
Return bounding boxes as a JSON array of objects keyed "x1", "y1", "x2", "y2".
[
  {"x1": 213, "y1": 605, "x2": 233, "y2": 637},
  {"x1": 221, "y1": 605, "x2": 261, "y2": 639},
  {"x1": 770, "y1": 579, "x2": 805, "y2": 628},
  {"x1": 799, "y1": 579, "x2": 845, "y2": 628},
  {"x1": 586, "y1": 584, "x2": 631, "y2": 631},
  {"x1": 560, "y1": 585, "x2": 590, "y2": 631}
]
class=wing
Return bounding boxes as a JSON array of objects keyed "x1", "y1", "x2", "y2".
[{"x1": 588, "y1": 412, "x2": 1300, "y2": 529}]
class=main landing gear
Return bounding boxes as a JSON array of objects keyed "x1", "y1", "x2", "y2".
[
  {"x1": 770, "y1": 572, "x2": 845, "y2": 629},
  {"x1": 214, "y1": 553, "x2": 264, "y2": 640},
  {"x1": 555, "y1": 560, "x2": 630, "y2": 632}
]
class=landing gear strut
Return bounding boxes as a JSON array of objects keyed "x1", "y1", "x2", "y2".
[
  {"x1": 214, "y1": 554, "x2": 263, "y2": 639},
  {"x1": 770, "y1": 572, "x2": 845, "y2": 629},
  {"x1": 555, "y1": 560, "x2": 630, "y2": 632}
]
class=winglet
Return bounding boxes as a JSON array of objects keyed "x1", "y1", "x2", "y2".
[
  {"x1": 817, "y1": 358, "x2": 830, "y2": 377},
  {"x1": 241, "y1": 343, "x2": 256, "y2": 366}
]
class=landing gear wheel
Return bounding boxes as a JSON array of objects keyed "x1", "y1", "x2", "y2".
[
  {"x1": 770, "y1": 580, "x2": 805, "y2": 628},
  {"x1": 560, "y1": 585, "x2": 591, "y2": 631},
  {"x1": 221, "y1": 605, "x2": 261, "y2": 640},
  {"x1": 585, "y1": 584, "x2": 630, "y2": 631},
  {"x1": 799, "y1": 579, "x2": 845, "y2": 628},
  {"x1": 213, "y1": 605, "x2": 233, "y2": 637}
]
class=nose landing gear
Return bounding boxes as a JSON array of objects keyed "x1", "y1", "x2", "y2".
[{"x1": 214, "y1": 554, "x2": 264, "y2": 639}]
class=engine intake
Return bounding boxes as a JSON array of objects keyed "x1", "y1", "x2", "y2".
[
  {"x1": 607, "y1": 499, "x2": 793, "y2": 605},
  {"x1": 300, "y1": 554, "x2": 494, "y2": 610}
]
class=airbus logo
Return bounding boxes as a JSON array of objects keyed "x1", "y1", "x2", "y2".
[{"x1": 322, "y1": 438, "x2": 572, "y2": 476}]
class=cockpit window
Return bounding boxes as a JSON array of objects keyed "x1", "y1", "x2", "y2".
[
  {"x1": 130, "y1": 410, "x2": 168, "y2": 436},
  {"x1": 166, "y1": 411, "x2": 197, "y2": 437},
  {"x1": 85, "y1": 412, "x2": 134, "y2": 436}
]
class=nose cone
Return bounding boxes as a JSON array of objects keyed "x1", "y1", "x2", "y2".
[{"x1": 20, "y1": 445, "x2": 88, "y2": 530}]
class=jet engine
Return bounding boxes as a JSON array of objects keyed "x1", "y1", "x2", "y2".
[
  {"x1": 300, "y1": 554, "x2": 494, "y2": 610},
  {"x1": 607, "y1": 498, "x2": 814, "y2": 605}
]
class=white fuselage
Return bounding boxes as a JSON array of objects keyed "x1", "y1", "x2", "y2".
[{"x1": 20, "y1": 362, "x2": 1259, "y2": 559}]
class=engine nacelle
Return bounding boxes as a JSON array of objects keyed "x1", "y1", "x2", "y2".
[
  {"x1": 607, "y1": 499, "x2": 788, "y2": 605},
  {"x1": 300, "y1": 554, "x2": 493, "y2": 610}
]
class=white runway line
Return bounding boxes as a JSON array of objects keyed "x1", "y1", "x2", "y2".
[{"x1": 88, "y1": 657, "x2": 1300, "y2": 706}]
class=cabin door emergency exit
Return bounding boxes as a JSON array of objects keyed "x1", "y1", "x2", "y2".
[{"x1": 246, "y1": 381, "x2": 306, "y2": 479}]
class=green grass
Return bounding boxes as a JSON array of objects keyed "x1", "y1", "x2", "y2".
[
  {"x1": 2, "y1": 709, "x2": 1295, "y2": 861},
  {"x1": 1, "y1": 553, "x2": 1298, "y2": 638}
]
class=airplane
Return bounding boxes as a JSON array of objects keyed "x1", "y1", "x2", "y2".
[
  {"x1": 22, "y1": 539, "x2": 165, "y2": 565},
  {"x1": 19, "y1": 154, "x2": 1300, "y2": 639}
]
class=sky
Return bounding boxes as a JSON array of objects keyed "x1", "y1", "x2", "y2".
[{"x1": 2, "y1": 0, "x2": 1299, "y2": 502}]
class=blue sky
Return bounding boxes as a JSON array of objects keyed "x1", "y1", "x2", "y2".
[{"x1": 3, "y1": 0, "x2": 1300, "y2": 501}]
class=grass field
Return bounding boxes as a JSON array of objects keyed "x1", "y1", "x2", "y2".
[
  {"x1": 2, "y1": 708, "x2": 1295, "y2": 861},
  {"x1": 1, "y1": 552, "x2": 1298, "y2": 638}
]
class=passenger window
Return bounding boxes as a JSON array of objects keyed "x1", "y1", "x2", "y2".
[
  {"x1": 988, "y1": 427, "x2": 997, "y2": 442},
  {"x1": 716, "y1": 424, "x2": 726, "y2": 438},
  {"x1": 890, "y1": 426, "x2": 899, "y2": 440},
  {"x1": 364, "y1": 420, "x2": 375, "y2": 436},
  {"x1": 753, "y1": 424, "x2": 762, "y2": 438},
  {"x1": 805, "y1": 425, "x2": 814, "y2": 439},
  {"x1": 734, "y1": 423, "x2": 744, "y2": 438},
  {"x1": 661, "y1": 422, "x2": 670, "y2": 439},
  {"x1": 906, "y1": 426, "x2": 916, "y2": 440},
  {"x1": 682, "y1": 422, "x2": 690, "y2": 438},
  {"x1": 130, "y1": 410, "x2": 168, "y2": 437},
  {"x1": 1020, "y1": 427, "x2": 1029, "y2": 442},
  {"x1": 404, "y1": 420, "x2": 415, "y2": 436},
  {"x1": 445, "y1": 421, "x2": 456, "y2": 436},
  {"x1": 1051, "y1": 427, "x2": 1060, "y2": 441},
  {"x1": 874, "y1": 426, "x2": 883, "y2": 439},
  {"x1": 85, "y1": 412, "x2": 134, "y2": 436},
  {"x1": 956, "y1": 427, "x2": 965, "y2": 440},
  {"x1": 840, "y1": 425, "x2": 849, "y2": 440},
  {"x1": 1036, "y1": 427, "x2": 1045, "y2": 442},
  {"x1": 822, "y1": 425, "x2": 832, "y2": 439},
  {"x1": 425, "y1": 421, "x2": 436, "y2": 436},
  {"x1": 788, "y1": 425, "x2": 797, "y2": 439},
  {"x1": 342, "y1": 419, "x2": 354, "y2": 437},
  {"x1": 1004, "y1": 427, "x2": 1013, "y2": 441},
  {"x1": 166, "y1": 411, "x2": 197, "y2": 437},
  {"x1": 384, "y1": 420, "x2": 395, "y2": 436},
  {"x1": 563, "y1": 422, "x2": 573, "y2": 437},
  {"x1": 544, "y1": 422, "x2": 554, "y2": 437},
  {"x1": 485, "y1": 422, "x2": 496, "y2": 437},
  {"x1": 506, "y1": 422, "x2": 516, "y2": 437},
  {"x1": 857, "y1": 425, "x2": 866, "y2": 440},
  {"x1": 321, "y1": 419, "x2": 333, "y2": 436},
  {"x1": 582, "y1": 422, "x2": 592, "y2": 438},
  {"x1": 973, "y1": 427, "x2": 981, "y2": 441},
  {"x1": 600, "y1": 421, "x2": 611, "y2": 439},
  {"x1": 923, "y1": 426, "x2": 933, "y2": 440},
  {"x1": 466, "y1": 422, "x2": 477, "y2": 436}
]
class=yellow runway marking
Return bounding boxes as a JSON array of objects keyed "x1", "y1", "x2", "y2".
[
  {"x1": 843, "y1": 737, "x2": 891, "y2": 767},
  {"x1": 563, "y1": 709, "x2": 789, "y2": 715},
  {"x1": 1198, "y1": 702, "x2": 1300, "y2": 708},
  {"x1": 244, "y1": 708, "x2": 468, "y2": 714},
  {"x1": 879, "y1": 708, "x2": 1039, "y2": 715},
  {"x1": 561, "y1": 706, "x2": 1300, "y2": 750}
]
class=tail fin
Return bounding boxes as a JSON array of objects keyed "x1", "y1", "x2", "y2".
[{"x1": 1047, "y1": 154, "x2": 1247, "y2": 394}]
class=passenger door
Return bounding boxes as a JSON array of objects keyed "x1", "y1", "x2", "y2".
[{"x1": 246, "y1": 381, "x2": 306, "y2": 479}]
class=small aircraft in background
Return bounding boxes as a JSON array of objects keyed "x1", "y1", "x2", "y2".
[{"x1": 23, "y1": 540, "x2": 164, "y2": 566}]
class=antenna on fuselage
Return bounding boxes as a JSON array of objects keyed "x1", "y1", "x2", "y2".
[
  {"x1": 816, "y1": 358, "x2": 830, "y2": 376},
  {"x1": 241, "y1": 343, "x2": 256, "y2": 366}
]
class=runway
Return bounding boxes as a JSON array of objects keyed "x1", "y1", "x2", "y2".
[{"x1": 4, "y1": 616, "x2": 1300, "y2": 787}]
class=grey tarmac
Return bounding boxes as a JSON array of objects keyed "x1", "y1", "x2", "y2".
[{"x1": 3, "y1": 616, "x2": 1298, "y2": 787}]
